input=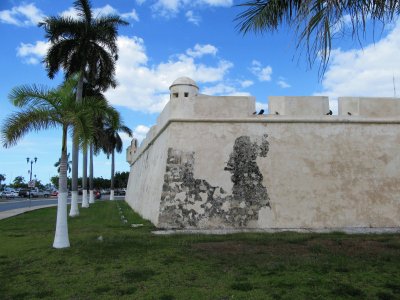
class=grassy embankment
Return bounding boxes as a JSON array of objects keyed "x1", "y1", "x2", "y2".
[{"x1": 1, "y1": 201, "x2": 400, "y2": 299}]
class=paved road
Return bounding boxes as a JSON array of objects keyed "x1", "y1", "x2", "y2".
[{"x1": 0, "y1": 195, "x2": 125, "y2": 212}]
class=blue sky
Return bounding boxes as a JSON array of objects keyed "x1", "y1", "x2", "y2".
[{"x1": 1, "y1": 0, "x2": 399, "y2": 185}]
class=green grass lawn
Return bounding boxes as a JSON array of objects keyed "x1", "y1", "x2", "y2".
[{"x1": 1, "y1": 201, "x2": 400, "y2": 299}]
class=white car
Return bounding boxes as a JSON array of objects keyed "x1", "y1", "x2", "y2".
[{"x1": 1, "y1": 191, "x2": 17, "y2": 198}]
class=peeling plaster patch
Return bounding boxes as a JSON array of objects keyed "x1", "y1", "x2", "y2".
[{"x1": 158, "y1": 135, "x2": 270, "y2": 228}]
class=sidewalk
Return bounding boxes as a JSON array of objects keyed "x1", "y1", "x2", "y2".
[{"x1": 0, "y1": 204, "x2": 56, "y2": 220}]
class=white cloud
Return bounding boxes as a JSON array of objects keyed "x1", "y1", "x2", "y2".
[
  {"x1": 105, "y1": 36, "x2": 233, "y2": 113},
  {"x1": 202, "y1": 82, "x2": 251, "y2": 96},
  {"x1": 60, "y1": 5, "x2": 139, "y2": 22},
  {"x1": 202, "y1": 0, "x2": 232, "y2": 6},
  {"x1": 133, "y1": 125, "x2": 150, "y2": 143},
  {"x1": 0, "y1": 3, "x2": 44, "y2": 26},
  {"x1": 16, "y1": 41, "x2": 49, "y2": 64},
  {"x1": 121, "y1": 9, "x2": 140, "y2": 22},
  {"x1": 93, "y1": 4, "x2": 118, "y2": 17},
  {"x1": 251, "y1": 60, "x2": 272, "y2": 82},
  {"x1": 148, "y1": 0, "x2": 232, "y2": 17},
  {"x1": 186, "y1": 44, "x2": 217, "y2": 58},
  {"x1": 59, "y1": 7, "x2": 77, "y2": 19},
  {"x1": 119, "y1": 125, "x2": 150, "y2": 149},
  {"x1": 202, "y1": 83, "x2": 236, "y2": 95},
  {"x1": 317, "y1": 20, "x2": 400, "y2": 99},
  {"x1": 240, "y1": 80, "x2": 253, "y2": 88},
  {"x1": 185, "y1": 10, "x2": 200, "y2": 25},
  {"x1": 277, "y1": 77, "x2": 291, "y2": 88}
]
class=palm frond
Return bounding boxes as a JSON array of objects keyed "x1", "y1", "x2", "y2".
[
  {"x1": 235, "y1": 0, "x2": 400, "y2": 75},
  {"x1": 2, "y1": 108, "x2": 58, "y2": 148},
  {"x1": 9, "y1": 84, "x2": 53, "y2": 108},
  {"x1": 74, "y1": 0, "x2": 92, "y2": 23},
  {"x1": 39, "y1": 16, "x2": 83, "y2": 42}
]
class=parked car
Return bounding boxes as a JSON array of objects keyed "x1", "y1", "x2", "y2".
[
  {"x1": 30, "y1": 189, "x2": 50, "y2": 198},
  {"x1": 115, "y1": 189, "x2": 126, "y2": 196},
  {"x1": 51, "y1": 190, "x2": 58, "y2": 197},
  {"x1": 100, "y1": 189, "x2": 110, "y2": 195},
  {"x1": 1, "y1": 191, "x2": 17, "y2": 198},
  {"x1": 18, "y1": 189, "x2": 30, "y2": 197}
]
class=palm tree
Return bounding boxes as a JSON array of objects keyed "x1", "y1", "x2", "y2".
[
  {"x1": 54, "y1": 153, "x2": 72, "y2": 174},
  {"x1": 82, "y1": 85, "x2": 110, "y2": 204},
  {"x1": 39, "y1": 0, "x2": 128, "y2": 217},
  {"x1": 235, "y1": 0, "x2": 400, "y2": 74},
  {"x1": 1, "y1": 76, "x2": 114, "y2": 248},
  {"x1": 100, "y1": 118, "x2": 132, "y2": 200}
]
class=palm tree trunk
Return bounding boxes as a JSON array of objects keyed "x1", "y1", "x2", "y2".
[
  {"x1": 69, "y1": 72, "x2": 84, "y2": 217},
  {"x1": 89, "y1": 144, "x2": 94, "y2": 204},
  {"x1": 110, "y1": 150, "x2": 115, "y2": 200},
  {"x1": 53, "y1": 126, "x2": 70, "y2": 248},
  {"x1": 81, "y1": 147, "x2": 89, "y2": 208}
]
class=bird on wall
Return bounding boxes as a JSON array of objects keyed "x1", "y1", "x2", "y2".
[
  {"x1": 326, "y1": 110, "x2": 332, "y2": 115},
  {"x1": 258, "y1": 109, "x2": 265, "y2": 115},
  {"x1": 275, "y1": 111, "x2": 279, "y2": 115},
  {"x1": 348, "y1": 112, "x2": 352, "y2": 115},
  {"x1": 252, "y1": 111, "x2": 257, "y2": 115}
]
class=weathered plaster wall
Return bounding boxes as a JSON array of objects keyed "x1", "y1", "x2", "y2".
[
  {"x1": 158, "y1": 134, "x2": 270, "y2": 228},
  {"x1": 125, "y1": 127, "x2": 170, "y2": 225},
  {"x1": 125, "y1": 82, "x2": 400, "y2": 230},
  {"x1": 138, "y1": 119, "x2": 400, "y2": 229}
]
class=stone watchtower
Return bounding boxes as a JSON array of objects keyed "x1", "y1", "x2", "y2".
[{"x1": 169, "y1": 77, "x2": 199, "y2": 99}]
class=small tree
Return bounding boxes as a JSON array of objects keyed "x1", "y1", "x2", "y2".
[
  {"x1": 12, "y1": 176, "x2": 26, "y2": 189},
  {"x1": 100, "y1": 118, "x2": 132, "y2": 200},
  {"x1": 114, "y1": 171, "x2": 129, "y2": 189},
  {"x1": 1, "y1": 75, "x2": 114, "y2": 248},
  {"x1": 0, "y1": 174, "x2": 5, "y2": 189}
]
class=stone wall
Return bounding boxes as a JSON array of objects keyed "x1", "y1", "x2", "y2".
[
  {"x1": 125, "y1": 85, "x2": 400, "y2": 230},
  {"x1": 126, "y1": 117, "x2": 400, "y2": 230}
]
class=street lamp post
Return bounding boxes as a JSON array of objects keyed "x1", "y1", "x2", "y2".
[{"x1": 26, "y1": 157, "x2": 37, "y2": 206}]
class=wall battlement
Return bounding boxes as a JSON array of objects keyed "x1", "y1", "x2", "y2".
[{"x1": 126, "y1": 77, "x2": 400, "y2": 231}]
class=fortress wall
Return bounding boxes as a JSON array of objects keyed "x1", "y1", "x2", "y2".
[
  {"x1": 125, "y1": 127, "x2": 170, "y2": 225},
  {"x1": 153, "y1": 118, "x2": 400, "y2": 229},
  {"x1": 126, "y1": 81, "x2": 400, "y2": 230}
]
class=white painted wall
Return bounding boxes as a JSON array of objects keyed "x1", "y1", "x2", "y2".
[
  {"x1": 126, "y1": 79, "x2": 400, "y2": 230},
  {"x1": 125, "y1": 128, "x2": 170, "y2": 225}
]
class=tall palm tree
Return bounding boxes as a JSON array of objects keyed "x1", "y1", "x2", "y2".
[
  {"x1": 81, "y1": 85, "x2": 110, "y2": 204},
  {"x1": 100, "y1": 119, "x2": 132, "y2": 200},
  {"x1": 1, "y1": 76, "x2": 114, "y2": 248},
  {"x1": 39, "y1": 0, "x2": 128, "y2": 217},
  {"x1": 235, "y1": 0, "x2": 400, "y2": 74}
]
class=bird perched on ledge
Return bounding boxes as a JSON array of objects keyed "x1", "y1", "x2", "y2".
[
  {"x1": 348, "y1": 112, "x2": 352, "y2": 115},
  {"x1": 326, "y1": 110, "x2": 332, "y2": 115},
  {"x1": 258, "y1": 109, "x2": 264, "y2": 115},
  {"x1": 275, "y1": 111, "x2": 279, "y2": 115}
]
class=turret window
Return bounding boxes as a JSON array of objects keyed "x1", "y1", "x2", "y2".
[
  {"x1": 173, "y1": 93, "x2": 179, "y2": 98},
  {"x1": 184, "y1": 92, "x2": 189, "y2": 97}
]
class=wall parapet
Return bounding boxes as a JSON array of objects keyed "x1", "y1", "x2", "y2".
[{"x1": 129, "y1": 115, "x2": 400, "y2": 166}]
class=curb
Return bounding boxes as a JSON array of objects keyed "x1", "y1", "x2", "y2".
[{"x1": 0, "y1": 204, "x2": 56, "y2": 220}]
